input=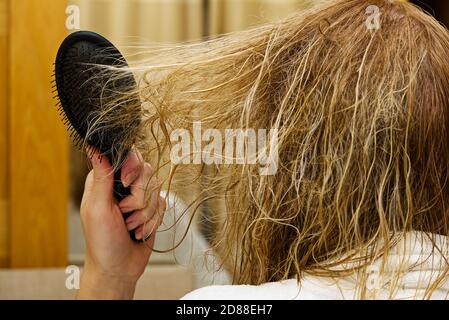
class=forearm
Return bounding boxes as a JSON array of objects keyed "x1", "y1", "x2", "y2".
[{"x1": 77, "y1": 265, "x2": 137, "y2": 300}]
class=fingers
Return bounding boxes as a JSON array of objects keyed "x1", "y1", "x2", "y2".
[
  {"x1": 133, "y1": 196, "x2": 166, "y2": 240},
  {"x1": 121, "y1": 151, "x2": 143, "y2": 188},
  {"x1": 119, "y1": 163, "x2": 155, "y2": 213},
  {"x1": 84, "y1": 147, "x2": 165, "y2": 242},
  {"x1": 88, "y1": 148, "x2": 114, "y2": 203},
  {"x1": 117, "y1": 152, "x2": 166, "y2": 240},
  {"x1": 124, "y1": 191, "x2": 160, "y2": 230},
  {"x1": 80, "y1": 170, "x2": 94, "y2": 211}
]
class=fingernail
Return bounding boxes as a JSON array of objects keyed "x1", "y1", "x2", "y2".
[
  {"x1": 135, "y1": 230, "x2": 142, "y2": 240},
  {"x1": 123, "y1": 172, "x2": 136, "y2": 188},
  {"x1": 120, "y1": 206, "x2": 131, "y2": 214}
]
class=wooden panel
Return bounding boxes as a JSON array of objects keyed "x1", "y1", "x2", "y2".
[
  {"x1": 0, "y1": 0, "x2": 8, "y2": 267},
  {"x1": 9, "y1": 0, "x2": 68, "y2": 267}
]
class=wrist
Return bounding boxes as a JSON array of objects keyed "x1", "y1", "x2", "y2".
[{"x1": 77, "y1": 263, "x2": 137, "y2": 300}]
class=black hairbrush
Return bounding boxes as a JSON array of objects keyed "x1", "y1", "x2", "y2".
[{"x1": 53, "y1": 31, "x2": 141, "y2": 242}]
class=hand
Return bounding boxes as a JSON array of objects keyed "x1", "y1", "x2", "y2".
[{"x1": 77, "y1": 148, "x2": 166, "y2": 300}]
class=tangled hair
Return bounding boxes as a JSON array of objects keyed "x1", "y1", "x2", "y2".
[{"x1": 90, "y1": 0, "x2": 449, "y2": 298}]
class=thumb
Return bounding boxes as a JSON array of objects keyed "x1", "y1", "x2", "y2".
[{"x1": 89, "y1": 148, "x2": 114, "y2": 202}]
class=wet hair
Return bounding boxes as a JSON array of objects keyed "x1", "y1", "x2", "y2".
[{"x1": 90, "y1": 0, "x2": 449, "y2": 298}]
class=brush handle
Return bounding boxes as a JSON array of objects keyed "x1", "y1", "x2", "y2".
[{"x1": 113, "y1": 170, "x2": 139, "y2": 242}]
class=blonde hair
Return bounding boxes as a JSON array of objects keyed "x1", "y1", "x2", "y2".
[{"x1": 92, "y1": 0, "x2": 449, "y2": 298}]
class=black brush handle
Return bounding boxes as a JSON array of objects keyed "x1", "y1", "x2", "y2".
[{"x1": 113, "y1": 170, "x2": 139, "y2": 242}]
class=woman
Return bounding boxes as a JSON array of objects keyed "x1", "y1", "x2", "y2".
[{"x1": 77, "y1": 0, "x2": 449, "y2": 299}]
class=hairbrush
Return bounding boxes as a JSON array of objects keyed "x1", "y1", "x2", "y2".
[{"x1": 53, "y1": 30, "x2": 142, "y2": 242}]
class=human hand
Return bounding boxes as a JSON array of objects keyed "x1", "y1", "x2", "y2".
[{"x1": 77, "y1": 148, "x2": 165, "y2": 299}]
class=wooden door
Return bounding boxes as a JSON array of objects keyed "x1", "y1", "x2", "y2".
[{"x1": 0, "y1": 0, "x2": 68, "y2": 268}]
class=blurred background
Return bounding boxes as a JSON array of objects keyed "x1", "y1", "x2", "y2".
[{"x1": 0, "y1": 0, "x2": 447, "y2": 300}]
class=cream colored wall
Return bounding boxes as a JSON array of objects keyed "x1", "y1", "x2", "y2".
[
  {"x1": 209, "y1": 0, "x2": 322, "y2": 34},
  {"x1": 69, "y1": 0, "x2": 204, "y2": 43},
  {"x1": 69, "y1": 0, "x2": 326, "y2": 40}
]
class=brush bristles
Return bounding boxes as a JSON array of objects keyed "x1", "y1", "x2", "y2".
[{"x1": 53, "y1": 34, "x2": 141, "y2": 167}]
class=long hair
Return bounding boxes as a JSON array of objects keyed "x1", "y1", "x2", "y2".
[{"x1": 91, "y1": 0, "x2": 449, "y2": 298}]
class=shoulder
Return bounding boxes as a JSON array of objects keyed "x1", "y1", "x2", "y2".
[
  {"x1": 181, "y1": 279, "x2": 305, "y2": 300},
  {"x1": 181, "y1": 276, "x2": 358, "y2": 300}
]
